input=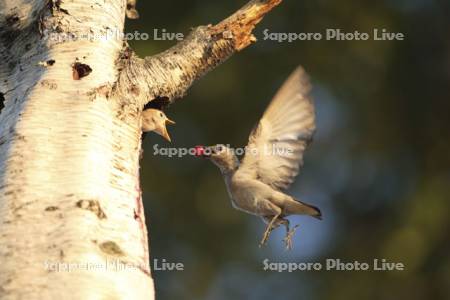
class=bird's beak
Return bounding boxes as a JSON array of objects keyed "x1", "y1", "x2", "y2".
[
  {"x1": 165, "y1": 118, "x2": 176, "y2": 126},
  {"x1": 194, "y1": 145, "x2": 210, "y2": 158},
  {"x1": 155, "y1": 118, "x2": 175, "y2": 142},
  {"x1": 155, "y1": 123, "x2": 172, "y2": 142}
]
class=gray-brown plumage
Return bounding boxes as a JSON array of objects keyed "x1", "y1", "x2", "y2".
[{"x1": 197, "y1": 66, "x2": 321, "y2": 249}]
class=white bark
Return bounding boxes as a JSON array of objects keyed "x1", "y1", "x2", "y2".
[{"x1": 0, "y1": 0, "x2": 281, "y2": 298}]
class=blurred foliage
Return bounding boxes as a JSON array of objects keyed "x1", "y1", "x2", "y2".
[{"x1": 126, "y1": 0, "x2": 450, "y2": 299}]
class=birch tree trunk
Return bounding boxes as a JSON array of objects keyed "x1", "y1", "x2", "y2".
[{"x1": 0, "y1": 0, "x2": 280, "y2": 298}]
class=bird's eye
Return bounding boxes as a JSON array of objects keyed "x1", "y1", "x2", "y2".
[{"x1": 159, "y1": 112, "x2": 163, "y2": 117}]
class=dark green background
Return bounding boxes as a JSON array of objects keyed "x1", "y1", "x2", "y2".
[{"x1": 126, "y1": 1, "x2": 449, "y2": 299}]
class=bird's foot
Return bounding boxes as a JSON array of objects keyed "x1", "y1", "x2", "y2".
[
  {"x1": 259, "y1": 226, "x2": 274, "y2": 248},
  {"x1": 283, "y1": 224, "x2": 300, "y2": 250},
  {"x1": 259, "y1": 214, "x2": 281, "y2": 248}
]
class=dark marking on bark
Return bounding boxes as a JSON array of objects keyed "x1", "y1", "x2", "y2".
[
  {"x1": 12, "y1": 201, "x2": 36, "y2": 214},
  {"x1": 5, "y1": 14, "x2": 20, "y2": 27},
  {"x1": 133, "y1": 209, "x2": 139, "y2": 220},
  {"x1": 119, "y1": 46, "x2": 133, "y2": 60},
  {"x1": 113, "y1": 162, "x2": 126, "y2": 173},
  {"x1": 41, "y1": 80, "x2": 58, "y2": 90},
  {"x1": 15, "y1": 134, "x2": 26, "y2": 141},
  {"x1": 87, "y1": 84, "x2": 112, "y2": 100},
  {"x1": 7, "y1": 61, "x2": 16, "y2": 70},
  {"x1": 32, "y1": 9, "x2": 39, "y2": 18},
  {"x1": 58, "y1": 7, "x2": 70, "y2": 15},
  {"x1": 72, "y1": 63, "x2": 92, "y2": 80},
  {"x1": 45, "y1": 206, "x2": 59, "y2": 212},
  {"x1": 76, "y1": 199, "x2": 107, "y2": 219},
  {"x1": 130, "y1": 84, "x2": 140, "y2": 96},
  {"x1": 99, "y1": 241, "x2": 125, "y2": 256},
  {"x1": 0, "y1": 9, "x2": 33, "y2": 48},
  {"x1": 0, "y1": 92, "x2": 5, "y2": 113},
  {"x1": 112, "y1": 142, "x2": 123, "y2": 152},
  {"x1": 49, "y1": 0, "x2": 70, "y2": 15}
]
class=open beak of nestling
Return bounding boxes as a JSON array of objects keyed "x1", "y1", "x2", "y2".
[
  {"x1": 165, "y1": 118, "x2": 176, "y2": 126},
  {"x1": 156, "y1": 118, "x2": 175, "y2": 142},
  {"x1": 194, "y1": 145, "x2": 210, "y2": 158}
]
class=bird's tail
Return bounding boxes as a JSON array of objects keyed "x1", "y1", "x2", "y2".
[{"x1": 285, "y1": 197, "x2": 322, "y2": 220}]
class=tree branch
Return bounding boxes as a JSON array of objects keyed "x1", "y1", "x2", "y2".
[{"x1": 116, "y1": 0, "x2": 282, "y2": 108}]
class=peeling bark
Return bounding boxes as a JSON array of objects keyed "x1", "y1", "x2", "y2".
[{"x1": 0, "y1": 0, "x2": 281, "y2": 298}]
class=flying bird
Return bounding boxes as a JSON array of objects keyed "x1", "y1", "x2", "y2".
[
  {"x1": 196, "y1": 66, "x2": 321, "y2": 249},
  {"x1": 142, "y1": 108, "x2": 175, "y2": 142}
]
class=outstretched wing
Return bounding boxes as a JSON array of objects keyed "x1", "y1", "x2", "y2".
[{"x1": 237, "y1": 66, "x2": 315, "y2": 191}]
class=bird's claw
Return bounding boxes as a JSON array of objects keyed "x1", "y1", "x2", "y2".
[
  {"x1": 259, "y1": 214, "x2": 281, "y2": 248},
  {"x1": 259, "y1": 226, "x2": 273, "y2": 248},
  {"x1": 283, "y1": 224, "x2": 300, "y2": 250}
]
